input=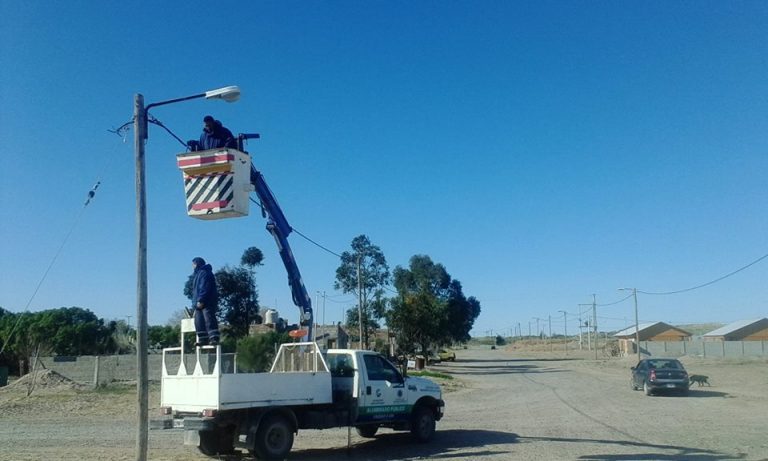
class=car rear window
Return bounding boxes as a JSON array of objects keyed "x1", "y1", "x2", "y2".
[{"x1": 648, "y1": 360, "x2": 682, "y2": 369}]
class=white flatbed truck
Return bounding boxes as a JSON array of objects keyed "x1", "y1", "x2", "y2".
[{"x1": 160, "y1": 324, "x2": 444, "y2": 459}]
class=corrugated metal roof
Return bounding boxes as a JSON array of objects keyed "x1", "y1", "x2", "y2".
[
  {"x1": 703, "y1": 318, "x2": 767, "y2": 337},
  {"x1": 613, "y1": 322, "x2": 658, "y2": 337}
]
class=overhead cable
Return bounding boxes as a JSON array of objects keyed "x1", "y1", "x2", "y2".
[{"x1": 639, "y1": 251, "x2": 768, "y2": 295}]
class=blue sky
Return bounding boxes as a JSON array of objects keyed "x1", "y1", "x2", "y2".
[{"x1": 1, "y1": 1, "x2": 767, "y2": 338}]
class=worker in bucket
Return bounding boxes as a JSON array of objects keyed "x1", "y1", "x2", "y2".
[
  {"x1": 191, "y1": 257, "x2": 220, "y2": 347},
  {"x1": 196, "y1": 115, "x2": 236, "y2": 150}
]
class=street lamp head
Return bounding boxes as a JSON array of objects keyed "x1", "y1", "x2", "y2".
[{"x1": 205, "y1": 85, "x2": 241, "y2": 102}]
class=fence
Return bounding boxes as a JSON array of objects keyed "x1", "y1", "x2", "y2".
[{"x1": 637, "y1": 340, "x2": 768, "y2": 358}]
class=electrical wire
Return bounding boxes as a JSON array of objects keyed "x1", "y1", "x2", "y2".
[
  {"x1": 0, "y1": 181, "x2": 104, "y2": 356},
  {"x1": 147, "y1": 115, "x2": 190, "y2": 149},
  {"x1": 638, "y1": 251, "x2": 768, "y2": 295},
  {"x1": 597, "y1": 293, "x2": 634, "y2": 307}
]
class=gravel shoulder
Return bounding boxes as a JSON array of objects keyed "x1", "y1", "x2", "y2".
[{"x1": 1, "y1": 347, "x2": 766, "y2": 461}]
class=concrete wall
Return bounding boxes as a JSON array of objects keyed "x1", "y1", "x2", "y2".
[
  {"x1": 639, "y1": 340, "x2": 768, "y2": 358},
  {"x1": 34, "y1": 354, "x2": 165, "y2": 385}
]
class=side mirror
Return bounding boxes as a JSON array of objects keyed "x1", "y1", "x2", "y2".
[{"x1": 630, "y1": 366, "x2": 635, "y2": 371}]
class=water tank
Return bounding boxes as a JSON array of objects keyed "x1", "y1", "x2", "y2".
[{"x1": 265, "y1": 309, "x2": 278, "y2": 325}]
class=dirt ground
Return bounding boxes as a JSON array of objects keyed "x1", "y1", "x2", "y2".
[{"x1": 1, "y1": 346, "x2": 767, "y2": 461}]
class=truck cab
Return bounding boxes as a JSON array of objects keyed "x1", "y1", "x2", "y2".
[{"x1": 327, "y1": 350, "x2": 443, "y2": 435}]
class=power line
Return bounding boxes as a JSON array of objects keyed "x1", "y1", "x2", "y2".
[
  {"x1": 639, "y1": 251, "x2": 768, "y2": 295},
  {"x1": 597, "y1": 293, "x2": 634, "y2": 307},
  {"x1": 0, "y1": 180, "x2": 104, "y2": 355}
]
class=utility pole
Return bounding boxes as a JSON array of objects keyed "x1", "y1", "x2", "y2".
[
  {"x1": 133, "y1": 93, "x2": 149, "y2": 461},
  {"x1": 559, "y1": 310, "x2": 567, "y2": 354},
  {"x1": 548, "y1": 315, "x2": 552, "y2": 351},
  {"x1": 528, "y1": 321, "x2": 532, "y2": 339},
  {"x1": 578, "y1": 303, "x2": 591, "y2": 351},
  {"x1": 356, "y1": 254, "x2": 363, "y2": 349},
  {"x1": 592, "y1": 294, "x2": 598, "y2": 360},
  {"x1": 322, "y1": 291, "x2": 326, "y2": 328}
]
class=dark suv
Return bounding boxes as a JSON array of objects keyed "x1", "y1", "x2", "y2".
[{"x1": 630, "y1": 358, "x2": 689, "y2": 396}]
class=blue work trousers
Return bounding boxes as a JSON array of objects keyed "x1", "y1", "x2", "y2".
[{"x1": 194, "y1": 306, "x2": 220, "y2": 344}]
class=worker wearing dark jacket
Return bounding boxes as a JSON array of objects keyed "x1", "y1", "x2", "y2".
[
  {"x1": 198, "y1": 115, "x2": 236, "y2": 150},
  {"x1": 191, "y1": 257, "x2": 220, "y2": 346}
]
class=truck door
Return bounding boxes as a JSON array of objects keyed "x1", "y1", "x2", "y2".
[{"x1": 357, "y1": 354, "x2": 410, "y2": 424}]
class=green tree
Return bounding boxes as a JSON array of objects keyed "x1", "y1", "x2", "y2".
[
  {"x1": 334, "y1": 235, "x2": 390, "y2": 349},
  {"x1": 236, "y1": 331, "x2": 290, "y2": 372},
  {"x1": 387, "y1": 255, "x2": 481, "y2": 356},
  {"x1": 148, "y1": 324, "x2": 180, "y2": 349}
]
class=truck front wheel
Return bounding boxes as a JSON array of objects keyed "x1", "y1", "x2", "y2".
[
  {"x1": 410, "y1": 405, "x2": 436, "y2": 443},
  {"x1": 356, "y1": 425, "x2": 379, "y2": 438},
  {"x1": 252, "y1": 414, "x2": 295, "y2": 460}
]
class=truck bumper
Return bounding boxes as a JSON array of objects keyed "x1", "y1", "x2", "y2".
[
  {"x1": 181, "y1": 417, "x2": 216, "y2": 447},
  {"x1": 182, "y1": 416, "x2": 216, "y2": 431}
]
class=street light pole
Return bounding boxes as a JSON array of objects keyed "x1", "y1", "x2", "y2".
[
  {"x1": 620, "y1": 287, "x2": 641, "y2": 363},
  {"x1": 133, "y1": 94, "x2": 148, "y2": 461},
  {"x1": 132, "y1": 86, "x2": 239, "y2": 461}
]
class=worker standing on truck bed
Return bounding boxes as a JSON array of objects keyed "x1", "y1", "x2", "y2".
[{"x1": 191, "y1": 257, "x2": 220, "y2": 346}]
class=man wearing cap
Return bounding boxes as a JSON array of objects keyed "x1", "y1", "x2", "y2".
[
  {"x1": 197, "y1": 115, "x2": 236, "y2": 151},
  {"x1": 191, "y1": 257, "x2": 220, "y2": 346}
]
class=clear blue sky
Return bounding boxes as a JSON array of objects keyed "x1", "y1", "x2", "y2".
[{"x1": 2, "y1": 1, "x2": 767, "y2": 337}]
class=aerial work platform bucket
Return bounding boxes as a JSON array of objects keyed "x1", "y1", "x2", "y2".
[{"x1": 176, "y1": 148, "x2": 252, "y2": 220}]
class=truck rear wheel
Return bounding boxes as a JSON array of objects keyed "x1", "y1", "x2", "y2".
[
  {"x1": 410, "y1": 405, "x2": 436, "y2": 443},
  {"x1": 356, "y1": 425, "x2": 379, "y2": 438},
  {"x1": 198, "y1": 427, "x2": 234, "y2": 456},
  {"x1": 252, "y1": 414, "x2": 294, "y2": 460}
]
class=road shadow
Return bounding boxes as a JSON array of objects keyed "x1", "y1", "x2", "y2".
[
  {"x1": 288, "y1": 429, "x2": 519, "y2": 460},
  {"x1": 441, "y1": 363, "x2": 573, "y2": 376},
  {"x1": 519, "y1": 435, "x2": 743, "y2": 461},
  {"x1": 455, "y1": 357, "x2": 584, "y2": 363},
  {"x1": 687, "y1": 389, "x2": 730, "y2": 398}
]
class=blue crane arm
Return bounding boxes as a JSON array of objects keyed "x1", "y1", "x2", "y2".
[{"x1": 250, "y1": 165, "x2": 313, "y2": 340}]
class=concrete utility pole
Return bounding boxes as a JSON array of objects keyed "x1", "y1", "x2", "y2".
[
  {"x1": 133, "y1": 94, "x2": 149, "y2": 461},
  {"x1": 619, "y1": 287, "x2": 641, "y2": 363},
  {"x1": 356, "y1": 254, "x2": 363, "y2": 349},
  {"x1": 548, "y1": 315, "x2": 552, "y2": 351},
  {"x1": 578, "y1": 303, "x2": 591, "y2": 351},
  {"x1": 559, "y1": 310, "x2": 567, "y2": 354},
  {"x1": 592, "y1": 294, "x2": 598, "y2": 360}
]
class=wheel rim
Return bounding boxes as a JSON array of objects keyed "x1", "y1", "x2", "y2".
[{"x1": 267, "y1": 425, "x2": 288, "y2": 452}]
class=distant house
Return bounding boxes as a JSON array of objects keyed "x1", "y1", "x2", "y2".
[
  {"x1": 613, "y1": 322, "x2": 692, "y2": 356},
  {"x1": 703, "y1": 318, "x2": 768, "y2": 341}
]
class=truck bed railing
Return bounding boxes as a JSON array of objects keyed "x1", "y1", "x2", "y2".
[{"x1": 270, "y1": 342, "x2": 329, "y2": 373}]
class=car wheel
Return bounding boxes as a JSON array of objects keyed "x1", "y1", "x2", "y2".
[
  {"x1": 410, "y1": 405, "x2": 436, "y2": 443},
  {"x1": 630, "y1": 378, "x2": 637, "y2": 391},
  {"x1": 643, "y1": 381, "x2": 653, "y2": 396}
]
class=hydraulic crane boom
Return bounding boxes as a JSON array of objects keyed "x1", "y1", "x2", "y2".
[{"x1": 249, "y1": 164, "x2": 313, "y2": 340}]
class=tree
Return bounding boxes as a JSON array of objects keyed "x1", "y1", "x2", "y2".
[
  {"x1": 334, "y1": 235, "x2": 390, "y2": 349},
  {"x1": 148, "y1": 324, "x2": 180, "y2": 350},
  {"x1": 236, "y1": 331, "x2": 290, "y2": 372},
  {"x1": 387, "y1": 255, "x2": 480, "y2": 356}
]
